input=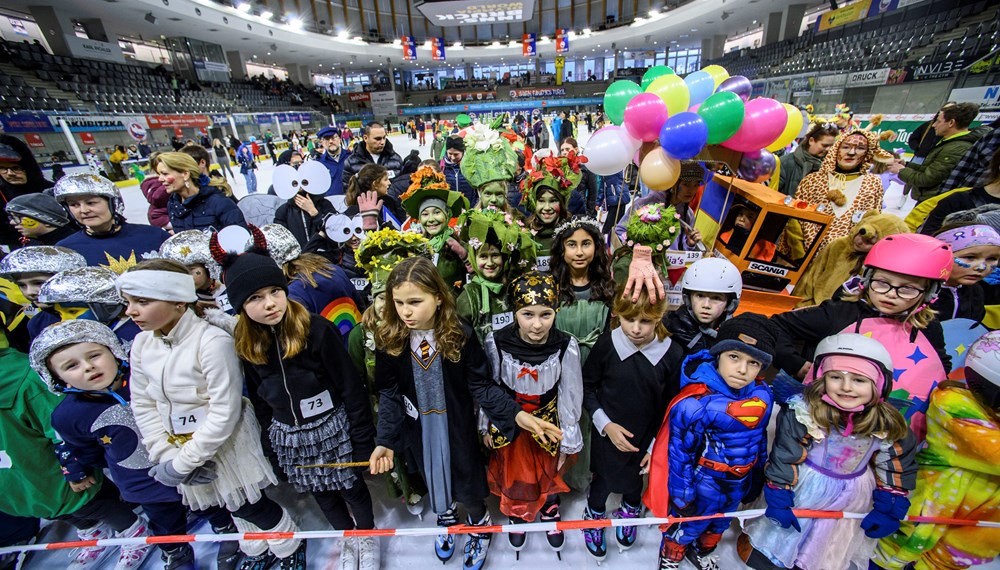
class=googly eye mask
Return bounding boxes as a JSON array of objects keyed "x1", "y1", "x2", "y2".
[
  {"x1": 272, "y1": 161, "x2": 332, "y2": 200},
  {"x1": 324, "y1": 214, "x2": 365, "y2": 244}
]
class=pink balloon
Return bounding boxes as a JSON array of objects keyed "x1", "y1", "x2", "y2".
[
  {"x1": 721, "y1": 98, "x2": 788, "y2": 152},
  {"x1": 623, "y1": 92, "x2": 670, "y2": 142},
  {"x1": 688, "y1": 104, "x2": 701, "y2": 113}
]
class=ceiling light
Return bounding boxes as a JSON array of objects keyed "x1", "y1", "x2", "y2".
[
  {"x1": 583, "y1": 28, "x2": 592, "y2": 34},
  {"x1": 261, "y1": 10, "x2": 273, "y2": 18},
  {"x1": 649, "y1": 9, "x2": 658, "y2": 17},
  {"x1": 338, "y1": 30, "x2": 349, "y2": 39},
  {"x1": 236, "y1": 3, "x2": 251, "y2": 12},
  {"x1": 691, "y1": 28, "x2": 697, "y2": 31},
  {"x1": 288, "y1": 18, "x2": 303, "y2": 29}
]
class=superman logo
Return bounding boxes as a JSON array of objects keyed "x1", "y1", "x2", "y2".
[{"x1": 726, "y1": 397, "x2": 767, "y2": 429}]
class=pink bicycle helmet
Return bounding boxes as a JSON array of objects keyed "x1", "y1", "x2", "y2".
[{"x1": 863, "y1": 234, "x2": 953, "y2": 281}]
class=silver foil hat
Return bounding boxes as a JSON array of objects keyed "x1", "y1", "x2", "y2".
[
  {"x1": 38, "y1": 266, "x2": 123, "y2": 305},
  {"x1": 29, "y1": 319, "x2": 128, "y2": 393},
  {"x1": 0, "y1": 246, "x2": 86, "y2": 278},
  {"x1": 159, "y1": 230, "x2": 221, "y2": 281},
  {"x1": 52, "y1": 173, "x2": 125, "y2": 216},
  {"x1": 260, "y1": 223, "x2": 302, "y2": 266}
]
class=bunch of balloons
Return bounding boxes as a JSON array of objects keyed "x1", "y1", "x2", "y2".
[{"x1": 585, "y1": 65, "x2": 804, "y2": 190}]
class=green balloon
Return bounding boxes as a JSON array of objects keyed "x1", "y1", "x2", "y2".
[
  {"x1": 697, "y1": 91, "x2": 745, "y2": 145},
  {"x1": 640, "y1": 65, "x2": 675, "y2": 91},
  {"x1": 456, "y1": 114, "x2": 472, "y2": 128},
  {"x1": 603, "y1": 80, "x2": 642, "y2": 126}
]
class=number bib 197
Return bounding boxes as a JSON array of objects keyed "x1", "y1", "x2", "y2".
[
  {"x1": 492, "y1": 312, "x2": 513, "y2": 330},
  {"x1": 171, "y1": 408, "x2": 207, "y2": 435},
  {"x1": 300, "y1": 390, "x2": 334, "y2": 419}
]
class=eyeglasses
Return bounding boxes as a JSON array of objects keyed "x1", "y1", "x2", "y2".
[
  {"x1": 0, "y1": 166, "x2": 25, "y2": 174},
  {"x1": 840, "y1": 144, "x2": 868, "y2": 154},
  {"x1": 868, "y1": 279, "x2": 925, "y2": 300}
]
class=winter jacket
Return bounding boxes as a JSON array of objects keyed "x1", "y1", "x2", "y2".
[
  {"x1": 129, "y1": 309, "x2": 245, "y2": 475},
  {"x1": 273, "y1": 195, "x2": 336, "y2": 247},
  {"x1": 242, "y1": 314, "x2": 375, "y2": 459},
  {"x1": 919, "y1": 186, "x2": 1000, "y2": 236},
  {"x1": 0, "y1": 135, "x2": 55, "y2": 249},
  {"x1": 900, "y1": 130, "x2": 982, "y2": 203},
  {"x1": 508, "y1": 172, "x2": 528, "y2": 217},
  {"x1": 168, "y1": 181, "x2": 247, "y2": 232},
  {"x1": 287, "y1": 265, "x2": 365, "y2": 334},
  {"x1": 665, "y1": 307, "x2": 720, "y2": 356},
  {"x1": 430, "y1": 136, "x2": 446, "y2": 161},
  {"x1": 443, "y1": 160, "x2": 476, "y2": 207},
  {"x1": 316, "y1": 149, "x2": 350, "y2": 196},
  {"x1": 20, "y1": 225, "x2": 75, "y2": 247},
  {"x1": 140, "y1": 177, "x2": 171, "y2": 228},
  {"x1": 595, "y1": 169, "x2": 631, "y2": 210},
  {"x1": 0, "y1": 348, "x2": 101, "y2": 518},
  {"x1": 931, "y1": 283, "x2": 985, "y2": 322},
  {"x1": 341, "y1": 140, "x2": 403, "y2": 191},
  {"x1": 58, "y1": 223, "x2": 169, "y2": 272},
  {"x1": 777, "y1": 145, "x2": 824, "y2": 196},
  {"x1": 568, "y1": 166, "x2": 597, "y2": 217}
]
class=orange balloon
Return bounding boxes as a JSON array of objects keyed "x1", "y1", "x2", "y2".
[{"x1": 639, "y1": 148, "x2": 681, "y2": 191}]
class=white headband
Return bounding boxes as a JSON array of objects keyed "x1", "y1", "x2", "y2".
[{"x1": 116, "y1": 270, "x2": 198, "y2": 303}]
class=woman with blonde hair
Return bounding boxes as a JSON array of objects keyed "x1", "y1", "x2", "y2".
[{"x1": 155, "y1": 152, "x2": 246, "y2": 232}]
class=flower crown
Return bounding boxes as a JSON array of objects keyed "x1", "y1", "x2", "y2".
[
  {"x1": 401, "y1": 166, "x2": 451, "y2": 200},
  {"x1": 624, "y1": 203, "x2": 683, "y2": 251},
  {"x1": 553, "y1": 217, "x2": 604, "y2": 244}
]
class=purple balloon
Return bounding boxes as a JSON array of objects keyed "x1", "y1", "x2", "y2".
[
  {"x1": 738, "y1": 149, "x2": 777, "y2": 183},
  {"x1": 716, "y1": 75, "x2": 753, "y2": 102}
]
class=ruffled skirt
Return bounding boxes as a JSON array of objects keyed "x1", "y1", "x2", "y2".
[{"x1": 269, "y1": 406, "x2": 356, "y2": 493}]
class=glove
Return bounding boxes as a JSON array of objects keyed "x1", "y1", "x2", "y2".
[
  {"x1": 623, "y1": 244, "x2": 664, "y2": 302},
  {"x1": 670, "y1": 498, "x2": 697, "y2": 518},
  {"x1": 182, "y1": 461, "x2": 218, "y2": 485},
  {"x1": 446, "y1": 238, "x2": 468, "y2": 261},
  {"x1": 861, "y1": 489, "x2": 910, "y2": 539},
  {"x1": 763, "y1": 484, "x2": 801, "y2": 532},
  {"x1": 148, "y1": 461, "x2": 187, "y2": 487}
]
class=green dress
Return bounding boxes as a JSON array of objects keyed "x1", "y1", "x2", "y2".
[
  {"x1": 346, "y1": 324, "x2": 427, "y2": 502},
  {"x1": 427, "y1": 229, "x2": 469, "y2": 297},
  {"x1": 456, "y1": 277, "x2": 512, "y2": 345},
  {"x1": 555, "y1": 285, "x2": 611, "y2": 491}
]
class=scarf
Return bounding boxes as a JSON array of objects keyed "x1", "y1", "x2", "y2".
[
  {"x1": 427, "y1": 226, "x2": 455, "y2": 253},
  {"x1": 493, "y1": 320, "x2": 570, "y2": 366},
  {"x1": 469, "y1": 274, "x2": 504, "y2": 315}
]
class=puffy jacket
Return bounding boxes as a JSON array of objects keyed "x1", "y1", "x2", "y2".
[
  {"x1": 273, "y1": 195, "x2": 336, "y2": 247},
  {"x1": 316, "y1": 149, "x2": 350, "y2": 196},
  {"x1": 568, "y1": 166, "x2": 597, "y2": 217},
  {"x1": 341, "y1": 140, "x2": 403, "y2": 190},
  {"x1": 443, "y1": 160, "x2": 476, "y2": 207},
  {"x1": 167, "y1": 180, "x2": 247, "y2": 232},
  {"x1": 900, "y1": 130, "x2": 982, "y2": 202},
  {"x1": 140, "y1": 177, "x2": 170, "y2": 228},
  {"x1": 242, "y1": 315, "x2": 374, "y2": 458},
  {"x1": 665, "y1": 307, "x2": 719, "y2": 356}
]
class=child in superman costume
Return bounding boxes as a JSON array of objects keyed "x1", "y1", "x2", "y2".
[{"x1": 644, "y1": 313, "x2": 777, "y2": 570}]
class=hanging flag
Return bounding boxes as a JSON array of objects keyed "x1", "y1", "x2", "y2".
[
  {"x1": 522, "y1": 33, "x2": 536, "y2": 57},
  {"x1": 401, "y1": 36, "x2": 417, "y2": 61},
  {"x1": 555, "y1": 28, "x2": 569, "y2": 54},
  {"x1": 431, "y1": 37, "x2": 446, "y2": 61}
]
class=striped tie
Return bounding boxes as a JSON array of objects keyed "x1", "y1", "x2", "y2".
[{"x1": 419, "y1": 339, "x2": 432, "y2": 364}]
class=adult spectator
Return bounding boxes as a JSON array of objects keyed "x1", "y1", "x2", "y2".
[
  {"x1": 54, "y1": 174, "x2": 169, "y2": 270},
  {"x1": 273, "y1": 159, "x2": 337, "y2": 248},
  {"x1": 778, "y1": 122, "x2": 839, "y2": 196},
  {"x1": 560, "y1": 137, "x2": 597, "y2": 217},
  {"x1": 793, "y1": 130, "x2": 885, "y2": 250},
  {"x1": 156, "y1": 152, "x2": 247, "y2": 232},
  {"x1": 236, "y1": 140, "x2": 258, "y2": 195},
  {"x1": 344, "y1": 163, "x2": 405, "y2": 229},
  {"x1": 940, "y1": 117, "x2": 1000, "y2": 193},
  {"x1": 888, "y1": 102, "x2": 981, "y2": 203},
  {"x1": 140, "y1": 153, "x2": 170, "y2": 230},
  {"x1": 4, "y1": 193, "x2": 75, "y2": 246},
  {"x1": 108, "y1": 145, "x2": 128, "y2": 181},
  {"x1": 508, "y1": 152, "x2": 529, "y2": 217},
  {"x1": 920, "y1": 146, "x2": 1000, "y2": 236},
  {"x1": 315, "y1": 126, "x2": 350, "y2": 196},
  {"x1": 178, "y1": 144, "x2": 233, "y2": 199},
  {"x1": 212, "y1": 138, "x2": 235, "y2": 180},
  {"x1": 595, "y1": 164, "x2": 635, "y2": 235},
  {"x1": 342, "y1": 122, "x2": 402, "y2": 190},
  {"x1": 0, "y1": 135, "x2": 55, "y2": 250},
  {"x1": 908, "y1": 101, "x2": 955, "y2": 160},
  {"x1": 442, "y1": 136, "x2": 476, "y2": 207},
  {"x1": 387, "y1": 150, "x2": 422, "y2": 202}
]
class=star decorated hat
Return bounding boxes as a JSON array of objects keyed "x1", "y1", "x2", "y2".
[{"x1": 400, "y1": 166, "x2": 470, "y2": 221}]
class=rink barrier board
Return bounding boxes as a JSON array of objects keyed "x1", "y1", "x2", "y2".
[{"x1": 3, "y1": 509, "x2": 999, "y2": 554}]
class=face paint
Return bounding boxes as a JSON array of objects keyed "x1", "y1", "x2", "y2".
[
  {"x1": 165, "y1": 176, "x2": 176, "y2": 185},
  {"x1": 19, "y1": 217, "x2": 40, "y2": 229}
]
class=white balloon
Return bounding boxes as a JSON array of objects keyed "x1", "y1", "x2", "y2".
[{"x1": 582, "y1": 127, "x2": 634, "y2": 176}]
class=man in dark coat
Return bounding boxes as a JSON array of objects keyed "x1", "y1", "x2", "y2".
[
  {"x1": 342, "y1": 122, "x2": 402, "y2": 190},
  {"x1": 0, "y1": 135, "x2": 56, "y2": 250},
  {"x1": 315, "y1": 125, "x2": 351, "y2": 196},
  {"x1": 442, "y1": 137, "x2": 476, "y2": 207}
]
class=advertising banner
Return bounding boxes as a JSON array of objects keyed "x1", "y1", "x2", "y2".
[
  {"x1": 416, "y1": 0, "x2": 534, "y2": 26},
  {"x1": 348, "y1": 92, "x2": 372, "y2": 102},
  {"x1": 63, "y1": 35, "x2": 125, "y2": 64},
  {"x1": 815, "y1": 0, "x2": 871, "y2": 32},
  {"x1": 431, "y1": 37, "x2": 446, "y2": 61},
  {"x1": 950, "y1": 85, "x2": 1000, "y2": 110},
  {"x1": 370, "y1": 91, "x2": 398, "y2": 118},
  {"x1": 510, "y1": 87, "x2": 566, "y2": 98},
  {"x1": 402, "y1": 36, "x2": 417, "y2": 61},
  {"x1": 0, "y1": 113, "x2": 55, "y2": 133},
  {"x1": 556, "y1": 29, "x2": 569, "y2": 54},
  {"x1": 522, "y1": 33, "x2": 536, "y2": 57},
  {"x1": 52, "y1": 114, "x2": 148, "y2": 132},
  {"x1": 79, "y1": 132, "x2": 96, "y2": 145},
  {"x1": 24, "y1": 133, "x2": 44, "y2": 148},
  {"x1": 867, "y1": 0, "x2": 899, "y2": 17},
  {"x1": 443, "y1": 92, "x2": 497, "y2": 102},
  {"x1": 145, "y1": 114, "x2": 211, "y2": 129},
  {"x1": 911, "y1": 56, "x2": 969, "y2": 81},
  {"x1": 847, "y1": 68, "x2": 891, "y2": 87}
]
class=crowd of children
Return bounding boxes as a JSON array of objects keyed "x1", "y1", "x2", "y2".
[{"x1": 0, "y1": 121, "x2": 999, "y2": 570}]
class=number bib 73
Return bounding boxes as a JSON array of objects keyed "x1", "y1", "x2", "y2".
[{"x1": 300, "y1": 390, "x2": 334, "y2": 419}]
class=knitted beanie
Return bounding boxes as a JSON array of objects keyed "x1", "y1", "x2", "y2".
[
  {"x1": 222, "y1": 252, "x2": 287, "y2": 313},
  {"x1": 709, "y1": 313, "x2": 777, "y2": 369}
]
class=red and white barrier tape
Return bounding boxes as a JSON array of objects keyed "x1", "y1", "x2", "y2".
[{"x1": 2, "y1": 509, "x2": 998, "y2": 555}]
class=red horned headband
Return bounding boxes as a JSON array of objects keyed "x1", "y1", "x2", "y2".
[{"x1": 209, "y1": 224, "x2": 270, "y2": 268}]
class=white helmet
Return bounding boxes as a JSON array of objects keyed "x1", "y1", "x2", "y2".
[
  {"x1": 681, "y1": 257, "x2": 743, "y2": 314},
  {"x1": 966, "y1": 330, "x2": 1000, "y2": 387},
  {"x1": 812, "y1": 333, "x2": 894, "y2": 401}
]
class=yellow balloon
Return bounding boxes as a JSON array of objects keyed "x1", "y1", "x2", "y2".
[
  {"x1": 702, "y1": 65, "x2": 730, "y2": 89},
  {"x1": 765, "y1": 103, "x2": 806, "y2": 152},
  {"x1": 640, "y1": 148, "x2": 681, "y2": 191},
  {"x1": 645, "y1": 75, "x2": 690, "y2": 118}
]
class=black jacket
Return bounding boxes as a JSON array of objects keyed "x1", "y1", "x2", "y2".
[
  {"x1": 374, "y1": 324, "x2": 520, "y2": 504},
  {"x1": 568, "y1": 166, "x2": 598, "y2": 217},
  {"x1": 243, "y1": 315, "x2": 375, "y2": 460},
  {"x1": 342, "y1": 140, "x2": 403, "y2": 190},
  {"x1": 931, "y1": 283, "x2": 985, "y2": 322},
  {"x1": 0, "y1": 135, "x2": 56, "y2": 249},
  {"x1": 665, "y1": 308, "x2": 719, "y2": 356},
  {"x1": 273, "y1": 195, "x2": 337, "y2": 247},
  {"x1": 920, "y1": 186, "x2": 1000, "y2": 236},
  {"x1": 22, "y1": 225, "x2": 76, "y2": 247},
  {"x1": 770, "y1": 299, "x2": 951, "y2": 376}
]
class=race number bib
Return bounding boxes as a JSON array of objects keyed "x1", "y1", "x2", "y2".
[
  {"x1": 432, "y1": 253, "x2": 440, "y2": 266},
  {"x1": 403, "y1": 396, "x2": 419, "y2": 420},
  {"x1": 171, "y1": 408, "x2": 207, "y2": 435},
  {"x1": 535, "y1": 256, "x2": 551, "y2": 272},
  {"x1": 300, "y1": 390, "x2": 334, "y2": 419},
  {"x1": 351, "y1": 278, "x2": 369, "y2": 291},
  {"x1": 492, "y1": 312, "x2": 514, "y2": 330}
]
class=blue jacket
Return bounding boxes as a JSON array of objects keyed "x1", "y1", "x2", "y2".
[
  {"x1": 168, "y1": 182, "x2": 247, "y2": 232},
  {"x1": 444, "y1": 160, "x2": 476, "y2": 207},
  {"x1": 666, "y1": 350, "x2": 772, "y2": 510},
  {"x1": 317, "y1": 149, "x2": 350, "y2": 196},
  {"x1": 51, "y1": 387, "x2": 181, "y2": 505},
  {"x1": 288, "y1": 266, "x2": 365, "y2": 341},
  {"x1": 595, "y1": 170, "x2": 631, "y2": 209},
  {"x1": 58, "y1": 223, "x2": 169, "y2": 271},
  {"x1": 568, "y1": 166, "x2": 597, "y2": 217}
]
